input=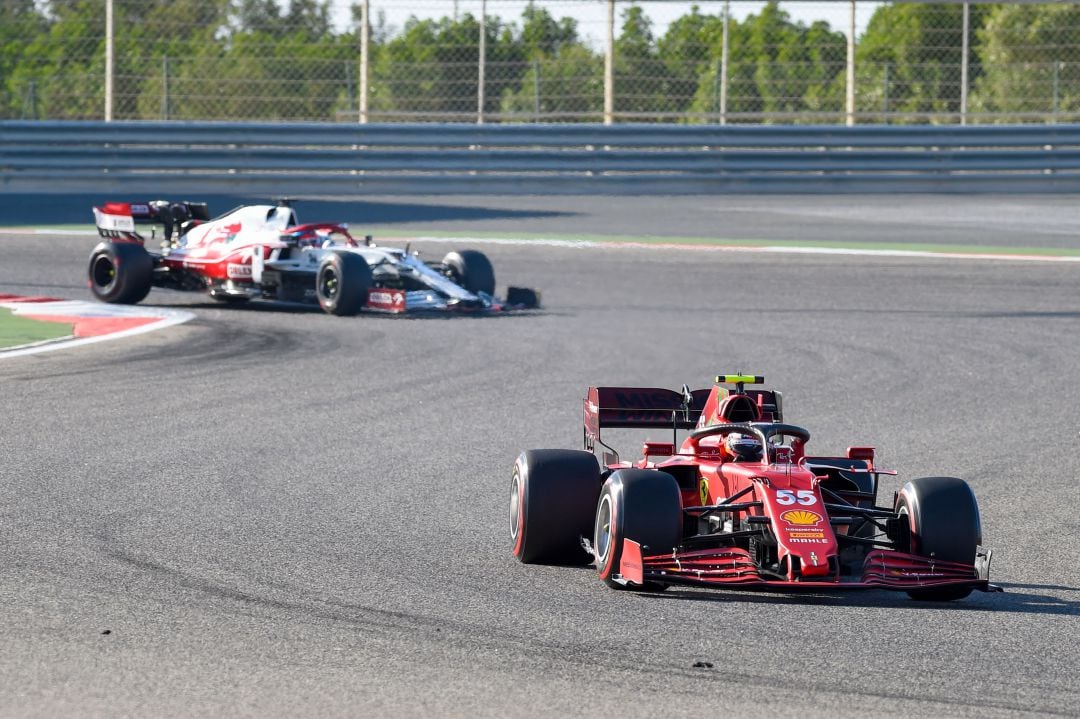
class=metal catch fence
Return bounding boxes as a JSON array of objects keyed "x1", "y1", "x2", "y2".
[{"x1": 4, "y1": 1, "x2": 1080, "y2": 124}]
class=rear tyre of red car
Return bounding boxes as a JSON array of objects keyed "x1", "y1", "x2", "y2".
[
  {"x1": 317, "y1": 251, "x2": 372, "y2": 316},
  {"x1": 88, "y1": 241, "x2": 153, "y2": 304},
  {"x1": 510, "y1": 449, "x2": 600, "y2": 565},
  {"x1": 594, "y1": 469, "x2": 682, "y2": 590},
  {"x1": 443, "y1": 250, "x2": 495, "y2": 296},
  {"x1": 896, "y1": 476, "x2": 981, "y2": 601}
]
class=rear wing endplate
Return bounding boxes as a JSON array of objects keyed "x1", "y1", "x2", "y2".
[
  {"x1": 92, "y1": 200, "x2": 210, "y2": 242},
  {"x1": 584, "y1": 386, "x2": 711, "y2": 457},
  {"x1": 92, "y1": 204, "x2": 139, "y2": 239}
]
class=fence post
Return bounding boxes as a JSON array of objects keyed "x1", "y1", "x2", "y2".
[
  {"x1": 105, "y1": 0, "x2": 114, "y2": 121},
  {"x1": 345, "y1": 60, "x2": 354, "y2": 118},
  {"x1": 477, "y1": 0, "x2": 486, "y2": 124},
  {"x1": 960, "y1": 0, "x2": 969, "y2": 125},
  {"x1": 845, "y1": 0, "x2": 855, "y2": 126},
  {"x1": 1053, "y1": 61, "x2": 1061, "y2": 118},
  {"x1": 712, "y1": 59, "x2": 720, "y2": 117},
  {"x1": 533, "y1": 59, "x2": 541, "y2": 120},
  {"x1": 359, "y1": 0, "x2": 369, "y2": 124},
  {"x1": 161, "y1": 56, "x2": 169, "y2": 120},
  {"x1": 23, "y1": 80, "x2": 37, "y2": 120},
  {"x1": 720, "y1": 0, "x2": 729, "y2": 125},
  {"x1": 604, "y1": 0, "x2": 615, "y2": 125},
  {"x1": 883, "y1": 63, "x2": 890, "y2": 118}
]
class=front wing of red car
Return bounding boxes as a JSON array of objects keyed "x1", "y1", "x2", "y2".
[{"x1": 618, "y1": 539, "x2": 1001, "y2": 593}]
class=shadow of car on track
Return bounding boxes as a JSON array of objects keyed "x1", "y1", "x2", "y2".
[
  {"x1": 526, "y1": 565, "x2": 1080, "y2": 616},
  {"x1": 176, "y1": 299, "x2": 549, "y2": 320},
  {"x1": 629, "y1": 583, "x2": 1080, "y2": 616},
  {"x1": 0, "y1": 193, "x2": 576, "y2": 226}
]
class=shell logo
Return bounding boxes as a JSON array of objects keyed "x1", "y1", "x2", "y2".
[{"x1": 780, "y1": 509, "x2": 823, "y2": 526}]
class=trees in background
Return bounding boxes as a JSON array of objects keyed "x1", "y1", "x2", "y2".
[
  {"x1": 0, "y1": 1, "x2": 1075, "y2": 122},
  {"x1": 208, "y1": 0, "x2": 351, "y2": 120},
  {"x1": 971, "y1": 3, "x2": 1080, "y2": 116},
  {"x1": 856, "y1": 3, "x2": 989, "y2": 118},
  {"x1": 0, "y1": 0, "x2": 50, "y2": 118},
  {"x1": 372, "y1": 13, "x2": 526, "y2": 118},
  {"x1": 659, "y1": 5, "x2": 725, "y2": 117},
  {"x1": 731, "y1": 3, "x2": 846, "y2": 116},
  {"x1": 499, "y1": 6, "x2": 601, "y2": 118},
  {"x1": 679, "y1": 3, "x2": 845, "y2": 120},
  {"x1": 9, "y1": 0, "x2": 109, "y2": 120}
]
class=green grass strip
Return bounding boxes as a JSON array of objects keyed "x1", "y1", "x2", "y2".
[{"x1": 0, "y1": 307, "x2": 74, "y2": 349}]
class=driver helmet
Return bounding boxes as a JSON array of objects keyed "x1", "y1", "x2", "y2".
[{"x1": 725, "y1": 432, "x2": 763, "y2": 461}]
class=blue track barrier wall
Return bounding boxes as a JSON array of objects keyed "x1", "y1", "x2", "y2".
[{"x1": 4, "y1": 121, "x2": 1080, "y2": 194}]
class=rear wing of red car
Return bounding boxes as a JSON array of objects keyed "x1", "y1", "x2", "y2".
[
  {"x1": 92, "y1": 200, "x2": 210, "y2": 242},
  {"x1": 584, "y1": 386, "x2": 711, "y2": 454}
]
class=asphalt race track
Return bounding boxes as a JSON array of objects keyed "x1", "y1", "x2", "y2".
[
  {"x1": 2, "y1": 196, "x2": 1079, "y2": 718},
  {"x1": 6, "y1": 192, "x2": 1080, "y2": 249}
]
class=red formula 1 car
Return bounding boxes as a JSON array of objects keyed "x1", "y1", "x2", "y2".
[{"x1": 510, "y1": 375, "x2": 998, "y2": 600}]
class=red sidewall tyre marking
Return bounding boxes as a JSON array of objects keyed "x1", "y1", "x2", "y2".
[
  {"x1": 511, "y1": 465, "x2": 526, "y2": 558},
  {"x1": 897, "y1": 493, "x2": 919, "y2": 555},
  {"x1": 596, "y1": 490, "x2": 619, "y2": 581}
]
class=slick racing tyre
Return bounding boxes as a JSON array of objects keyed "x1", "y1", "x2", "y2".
[
  {"x1": 316, "y1": 251, "x2": 372, "y2": 316},
  {"x1": 88, "y1": 241, "x2": 154, "y2": 305},
  {"x1": 443, "y1": 250, "x2": 495, "y2": 296},
  {"x1": 510, "y1": 449, "x2": 601, "y2": 565},
  {"x1": 594, "y1": 469, "x2": 682, "y2": 590},
  {"x1": 896, "y1": 476, "x2": 982, "y2": 601}
]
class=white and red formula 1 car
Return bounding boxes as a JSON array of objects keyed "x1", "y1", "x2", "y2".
[{"x1": 89, "y1": 199, "x2": 540, "y2": 316}]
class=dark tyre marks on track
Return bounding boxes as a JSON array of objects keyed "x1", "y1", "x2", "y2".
[{"x1": 3, "y1": 218, "x2": 1080, "y2": 718}]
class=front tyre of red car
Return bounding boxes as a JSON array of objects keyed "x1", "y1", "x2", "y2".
[
  {"x1": 510, "y1": 449, "x2": 600, "y2": 565},
  {"x1": 88, "y1": 241, "x2": 153, "y2": 304},
  {"x1": 594, "y1": 469, "x2": 682, "y2": 590},
  {"x1": 896, "y1": 476, "x2": 982, "y2": 601},
  {"x1": 316, "y1": 251, "x2": 372, "y2": 316}
]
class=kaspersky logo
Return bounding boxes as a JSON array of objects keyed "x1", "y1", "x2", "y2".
[{"x1": 780, "y1": 509, "x2": 823, "y2": 526}]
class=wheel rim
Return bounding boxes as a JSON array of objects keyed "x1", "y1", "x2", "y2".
[
  {"x1": 320, "y1": 266, "x2": 339, "y2": 300},
  {"x1": 595, "y1": 494, "x2": 613, "y2": 565},
  {"x1": 91, "y1": 255, "x2": 116, "y2": 290},
  {"x1": 509, "y1": 472, "x2": 521, "y2": 541}
]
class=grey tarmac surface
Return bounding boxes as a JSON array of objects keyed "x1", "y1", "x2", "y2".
[
  {"x1": 1, "y1": 196, "x2": 1079, "y2": 718},
  {"x1": 6, "y1": 193, "x2": 1080, "y2": 249}
]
